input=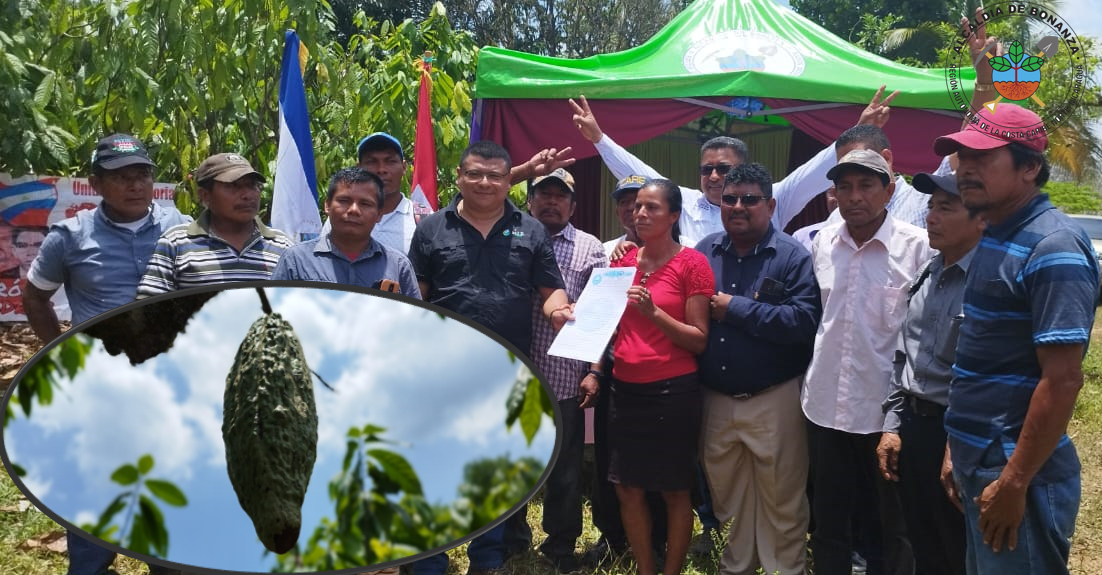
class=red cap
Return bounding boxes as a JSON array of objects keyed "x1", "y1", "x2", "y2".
[{"x1": 934, "y1": 104, "x2": 1047, "y2": 155}]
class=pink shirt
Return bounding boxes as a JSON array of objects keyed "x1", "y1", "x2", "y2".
[{"x1": 802, "y1": 216, "x2": 933, "y2": 434}]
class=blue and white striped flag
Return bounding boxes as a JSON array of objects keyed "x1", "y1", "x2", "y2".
[{"x1": 271, "y1": 29, "x2": 321, "y2": 243}]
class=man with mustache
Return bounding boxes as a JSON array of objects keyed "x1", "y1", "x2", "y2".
[
  {"x1": 525, "y1": 168, "x2": 608, "y2": 572},
  {"x1": 875, "y1": 172, "x2": 983, "y2": 575},
  {"x1": 695, "y1": 163, "x2": 822, "y2": 575},
  {"x1": 934, "y1": 103, "x2": 1098, "y2": 575},
  {"x1": 22, "y1": 133, "x2": 194, "y2": 574},
  {"x1": 137, "y1": 153, "x2": 292, "y2": 297},
  {"x1": 272, "y1": 167, "x2": 420, "y2": 297}
]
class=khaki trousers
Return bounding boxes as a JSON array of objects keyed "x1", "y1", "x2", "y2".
[{"x1": 701, "y1": 377, "x2": 809, "y2": 575}]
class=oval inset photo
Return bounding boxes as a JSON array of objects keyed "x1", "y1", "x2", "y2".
[{"x1": 2, "y1": 283, "x2": 559, "y2": 574}]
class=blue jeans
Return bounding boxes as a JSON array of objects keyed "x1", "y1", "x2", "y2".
[
  {"x1": 408, "y1": 522, "x2": 510, "y2": 575},
  {"x1": 956, "y1": 468, "x2": 1079, "y2": 575},
  {"x1": 67, "y1": 531, "x2": 192, "y2": 575}
]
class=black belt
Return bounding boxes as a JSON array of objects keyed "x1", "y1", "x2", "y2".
[
  {"x1": 905, "y1": 394, "x2": 947, "y2": 417},
  {"x1": 727, "y1": 380, "x2": 787, "y2": 400}
]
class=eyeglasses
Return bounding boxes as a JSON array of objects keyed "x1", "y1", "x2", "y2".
[
  {"x1": 461, "y1": 170, "x2": 509, "y2": 184},
  {"x1": 720, "y1": 194, "x2": 768, "y2": 207},
  {"x1": 700, "y1": 164, "x2": 734, "y2": 177}
]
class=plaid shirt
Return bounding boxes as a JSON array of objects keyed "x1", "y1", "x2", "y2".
[{"x1": 530, "y1": 224, "x2": 608, "y2": 400}]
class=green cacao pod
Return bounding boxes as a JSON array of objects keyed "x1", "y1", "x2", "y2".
[{"x1": 222, "y1": 313, "x2": 318, "y2": 554}]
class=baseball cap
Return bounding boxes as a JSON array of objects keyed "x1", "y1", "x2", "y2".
[
  {"x1": 357, "y1": 132, "x2": 404, "y2": 160},
  {"x1": 91, "y1": 134, "x2": 156, "y2": 170},
  {"x1": 912, "y1": 172, "x2": 960, "y2": 197},
  {"x1": 194, "y1": 153, "x2": 266, "y2": 184},
  {"x1": 531, "y1": 168, "x2": 575, "y2": 194},
  {"x1": 826, "y1": 149, "x2": 892, "y2": 184},
  {"x1": 612, "y1": 175, "x2": 647, "y2": 200},
  {"x1": 934, "y1": 104, "x2": 1047, "y2": 155}
]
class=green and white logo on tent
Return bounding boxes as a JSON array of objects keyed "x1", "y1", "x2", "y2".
[
  {"x1": 945, "y1": 1, "x2": 1086, "y2": 140},
  {"x1": 683, "y1": 31, "x2": 806, "y2": 77}
]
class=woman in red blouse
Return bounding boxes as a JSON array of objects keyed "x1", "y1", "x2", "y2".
[{"x1": 582, "y1": 178, "x2": 713, "y2": 575}]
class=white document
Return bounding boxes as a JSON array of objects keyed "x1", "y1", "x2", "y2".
[{"x1": 548, "y1": 267, "x2": 637, "y2": 362}]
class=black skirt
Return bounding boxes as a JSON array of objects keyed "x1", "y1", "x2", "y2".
[{"x1": 607, "y1": 372, "x2": 702, "y2": 492}]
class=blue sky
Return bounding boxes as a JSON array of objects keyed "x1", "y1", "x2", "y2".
[{"x1": 3, "y1": 287, "x2": 556, "y2": 573}]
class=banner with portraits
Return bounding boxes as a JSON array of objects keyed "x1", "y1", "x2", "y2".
[{"x1": 0, "y1": 174, "x2": 178, "y2": 322}]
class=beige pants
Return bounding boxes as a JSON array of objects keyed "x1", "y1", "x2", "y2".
[
  {"x1": 360, "y1": 568, "x2": 400, "y2": 575},
  {"x1": 701, "y1": 377, "x2": 810, "y2": 575}
]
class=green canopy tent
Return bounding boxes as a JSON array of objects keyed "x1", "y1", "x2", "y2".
[{"x1": 471, "y1": 0, "x2": 971, "y2": 179}]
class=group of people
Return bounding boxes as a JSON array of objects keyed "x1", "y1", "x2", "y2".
[{"x1": 16, "y1": 13, "x2": 1098, "y2": 575}]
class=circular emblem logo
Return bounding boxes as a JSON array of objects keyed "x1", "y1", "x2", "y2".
[
  {"x1": 683, "y1": 30, "x2": 806, "y2": 77},
  {"x1": 944, "y1": 2, "x2": 1086, "y2": 144}
]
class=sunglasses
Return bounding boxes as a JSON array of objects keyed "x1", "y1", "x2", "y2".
[
  {"x1": 700, "y1": 164, "x2": 735, "y2": 177},
  {"x1": 720, "y1": 194, "x2": 768, "y2": 207}
]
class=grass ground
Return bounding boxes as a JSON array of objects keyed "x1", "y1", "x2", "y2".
[{"x1": 3, "y1": 311, "x2": 1102, "y2": 574}]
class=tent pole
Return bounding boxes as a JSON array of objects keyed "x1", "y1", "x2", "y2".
[{"x1": 674, "y1": 97, "x2": 850, "y2": 118}]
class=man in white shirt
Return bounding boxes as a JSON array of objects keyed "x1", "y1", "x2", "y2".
[
  {"x1": 803, "y1": 149, "x2": 933, "y2": 575},
  {"x1": 321, "y1": 132, "x2": 418, "y2": 254},
  {"x1": 568, "y1": 88, "x2": 899, "y2": 246}
]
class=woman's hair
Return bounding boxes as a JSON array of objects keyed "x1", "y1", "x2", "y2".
[{"x1": 642, "y1": 178, "x2": 682, "y2": 241}]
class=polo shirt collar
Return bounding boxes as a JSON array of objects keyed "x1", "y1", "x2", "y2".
[
  {"x1": 984, "y1": 193, "x2": 1053, "y2": 242},
  {"x1": 95, "y1": 203, "x2": 155, "y2": 230},
  {"x1": 714, "y1": 224, "x2": 777, "y2": 257},
  {"x1": 315, "y1": 229, "x2": 384, "y2": 262},
  {"x1": 445, "y1": 195, "x2": 523, "y2": 227},
  {"x1": 186, "y1": 210, "x2": 276, "y2": 239}
]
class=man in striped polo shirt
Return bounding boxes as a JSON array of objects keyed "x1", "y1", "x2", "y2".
[
  {"x1": 137, "y1": 153, "x2": 293, "y2": 297},
  {"x1": 934, "y1": 104, "x2": 1099, "y2": 575}
]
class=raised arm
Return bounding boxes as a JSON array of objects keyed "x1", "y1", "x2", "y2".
[
  {"x1": 772, "y1": 86, "x2": 900, "y2": 229},
  {"x1": 963, "y1": 7, "x2": 1005, "y2": 128},
  {"x1": 570, "y1": 95, "x2": 664, "y2": 182}
]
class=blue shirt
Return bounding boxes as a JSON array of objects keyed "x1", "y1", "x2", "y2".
[
  {"x1": 947, "y1": 194, "x2": 1099, "y2": 482},
  {"x1": 270, "y1": 231, "x2": 421, "y2": 299},
  {"x1": 695, "y1": 226, "x2": 822, "y2": 395},
  {"x1": 28, "y1": 203, "x2": 191, "y2": 326}
]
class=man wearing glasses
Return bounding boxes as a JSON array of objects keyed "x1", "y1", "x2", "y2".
[
  {"x1": 22, "y1": 134, "x2": 196, "y2": 575},
  {"x1": 408, "y1": 140, "x2": 572, "y2": 575},
  {"x1": 568, "y1": 90, "x2": 897, "y2": 247},
  {"x1": 695, "y1": 163, "x2": 822, "y2": 575},
  {"x1": 137, "y1": 153, "x2": 293, "y2": 297}
]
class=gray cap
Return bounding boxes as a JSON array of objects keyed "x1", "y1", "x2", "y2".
[
  {"x1": 912, "y1": 172, "x2": 959, "y2": 197},
  {"x1": 826, "y1": 149, "x2": 892, "y2": 184}
]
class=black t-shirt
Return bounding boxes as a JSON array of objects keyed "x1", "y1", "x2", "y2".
[{"x1": 408, "y1": 197, "x2": 565, "y2": 354}]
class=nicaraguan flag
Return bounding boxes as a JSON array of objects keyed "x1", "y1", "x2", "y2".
[
  {"x1": 271, "y1": 29, "x2": 321, "y2": 243},
  {"x1": 0, "y1": 179, "x2": 58, "y2": 226}
]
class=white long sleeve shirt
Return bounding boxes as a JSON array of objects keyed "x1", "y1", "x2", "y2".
[{"x1": 593, "y1": 134, "x2": 836, "y2": 246}]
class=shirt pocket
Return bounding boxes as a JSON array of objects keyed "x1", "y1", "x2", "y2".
[
  {"x1": 873, "y1": 285, "x2": 909, "y2": 331},
  {"x1": 935, "y1": 314, "x2": 964, "y2": 365}
]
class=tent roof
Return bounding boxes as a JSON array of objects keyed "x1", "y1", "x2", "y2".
[{"x1": 473, "y1": 0, "x2": 973, "y2": 111}]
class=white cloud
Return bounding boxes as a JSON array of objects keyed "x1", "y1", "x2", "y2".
[
  {"x1": 74, "y1": 509, "x2": 97, "y2": 528},
  {"x1": 30, "y1": 349, "x2": 201, "y2": 490}
]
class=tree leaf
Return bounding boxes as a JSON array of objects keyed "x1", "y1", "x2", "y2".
[
  {"x1": 139, "y1": 495, "x2": 168, "y2": 556},
  {"x1": 1008, "y1": 40, "x2": 1024, "y2": 63},
  {"x1": 504, "y1": 370, "x2": 527, "y2": 428},
  {"x1": 989, "y1": 56, "x2": 1012, "y2": 72},
  {"x1": 93, "y1": 493, "x2": 127, "y2": 535},
  {"x1": 519, "y1": 377, "x2": 543, "y2": 444},
  {"x1": 110, "y1": 464, "x2": 139, "y2": 486},
  {"x1": 128, "y1": 518, "x2": 151, "y2": 555},
  {"x1": 1021, "y1": 56, "x2": 1044, "y2": 72},
  {"x1": 137, "y1": 454, "x2": 154, "y2": 475},
  {"x1": 145, "y1": 479, "x2": 187, "y2": 506},
  {"x1": 366, "y1": 449, "x2": 423, "y2": 495}
]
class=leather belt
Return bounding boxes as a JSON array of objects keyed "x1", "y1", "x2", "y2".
[{"x1": 906, "y1": 394, "x2": 947, "y2": 417}]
